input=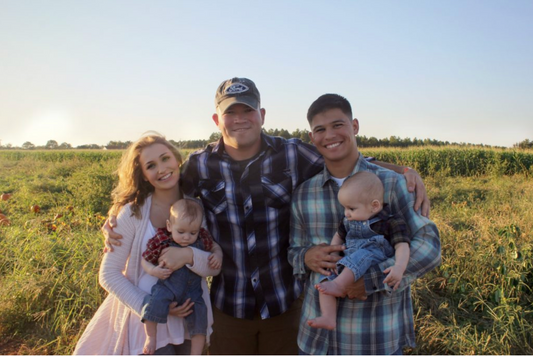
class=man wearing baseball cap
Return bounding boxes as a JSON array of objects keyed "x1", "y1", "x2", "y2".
[
  {"x1": 179, "y1": 77, "x2": 429, "y2": 354},
  {"x1": 179, "y1": 77, "x2": 323, "y2": 354},
  {"x1": 103, "y1": 77, "x2": 430, "y2": 354}
]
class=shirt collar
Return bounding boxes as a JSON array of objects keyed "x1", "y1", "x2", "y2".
[
  {"x1": 210, "y1": 138, "x2": 225, "y2": 156},
  {"x1": 319, "y1": 152, "x2": 367, "y2": 187}
]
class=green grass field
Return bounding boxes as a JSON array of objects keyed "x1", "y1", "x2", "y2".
[{"x1": 0, "y1": 147, "x2": 532, "y2": 354}]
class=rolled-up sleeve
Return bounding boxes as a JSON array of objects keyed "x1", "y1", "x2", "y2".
[{"x1": 187, "y1": 247, "x2": 221, "y2": 277}]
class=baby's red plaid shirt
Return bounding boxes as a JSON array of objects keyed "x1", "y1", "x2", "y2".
[{"x1": 142, "y1": 227, "x2": 214, "y2": 265}]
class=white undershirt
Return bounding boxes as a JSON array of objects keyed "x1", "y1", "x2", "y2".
[{"x1": 331, "y1": 176, "x2": 348, "y2": 187}]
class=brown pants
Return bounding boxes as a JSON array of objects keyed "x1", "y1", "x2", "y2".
[{"x1": 208, "y1": 295, "x2": 303, "y2": 355}]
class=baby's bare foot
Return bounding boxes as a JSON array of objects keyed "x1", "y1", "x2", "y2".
[
  {"x1": 143, "y1": 336, "x2": 156, "y2": 355},
  {"x1": 315, "y1": 281, "x2": 345, "y2": 297},
  {"x1": 308, "y1": 316, "x2": 336, "y2": 330}
]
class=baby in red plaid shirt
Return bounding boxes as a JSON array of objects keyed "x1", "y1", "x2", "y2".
[
  {"x1": 141, "y1": 198, "x2": 222, "y2": 355},
  {"x1": 142, "y1": 225, "x2": 215, "y2": 267}
]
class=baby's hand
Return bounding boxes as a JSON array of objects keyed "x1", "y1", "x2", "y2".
[
  {"x1": 328, "y1": 267, "x2": 338, "y2": 276},
  {"x1": 153, "y1": 262, "x2": 172, "y2": 280},
  {"x1": 331, "y1": 251, "x2": 341, "y2": 258},
  {"x1": 383, "y1": 265, "x2": 404, "y2": 291},
  {"x1": 208, "y1": 253, "x2": 222, "y2": 270}
]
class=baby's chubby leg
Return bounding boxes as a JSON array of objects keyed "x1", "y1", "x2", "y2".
[
  {"x1": 143, "y1": 320, "x2": 158, "y2": 355},
  {"x1": 307, "y1": 292, "x2": 337, "y2": 330},
  {"x1": 190, "y1": 334, "x2": 206, "y2": 355},
  {"x1": 315, "y1": 268, "x2": 355, "y2": 297}
]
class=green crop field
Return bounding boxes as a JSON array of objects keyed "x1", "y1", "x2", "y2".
[{"x1": 0, "y1": 147, "x2": 532, "y2": 354}]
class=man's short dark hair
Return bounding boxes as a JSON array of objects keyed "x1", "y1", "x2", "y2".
[{"x1": 307, "y1": 93, "x2": 353, "y2": 124}]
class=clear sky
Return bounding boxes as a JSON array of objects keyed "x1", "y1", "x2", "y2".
[{"x1": 1, "y1": 0, "x2": 532, "y2": 148}]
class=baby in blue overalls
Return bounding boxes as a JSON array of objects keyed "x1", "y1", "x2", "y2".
[{"x1": 308, "y1": 171, "x2": 411, "y2": 330}]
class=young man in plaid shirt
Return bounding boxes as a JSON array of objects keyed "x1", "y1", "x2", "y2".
[{"x1": 289, "y1": 94, "x2": 441, "y2": 355}]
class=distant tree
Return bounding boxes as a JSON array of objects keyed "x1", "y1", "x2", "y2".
[
  {"x1": 172, "y1": 139, "x2": 208, "y2": 149},
  {"x1": 106, "y1": 141, "x2": 118, "y2": 149},
  {"x1": 76, "y1": 144, "x2": 102, "y2": 149},
  {"x1": 0, "y1": 140, "x2": 12, "y2": 150},
  {"x1": 263, "y1": 128, "x2": 292, "y2": 140},
  {"x1": 264, "y1": 128, "x2": 276, "y2": 137},
  {"x1": 300, "y1": 130, "x2": 311, "y2": 144},
  {"x1": 169, "y1": 140, "x2": 180, "y2": 148},
  {"x1": 291, "y1": 129, "x2": 311, "y2": 143},
  {"x1": 423, "y1": 138, "x2": 433, "y2": 146},
  {"x1": 514, "y1": 139, "x2": 533, "y2": 149},
  {"x1": 367, "y1": 136, "x2": 379, "y2": 147},
  {"x1": 389, "y1": 136, "x2": 401, "y2": 147},
  {"x1": 59, "y1": 142, "x2": 72, "y2": 149},
  {"x1": 22, "y1": 141, "x2": 35, "y2": 150},
  {"x1": 106, "y1": 140, "x2": 131, "y2": 149},
  {"x1": 278, "y1": 129, "x2": 291, "y2": 139},
  {"x1": 209, "y1": 132, "x2": 222, "y2": 142},
  {"x1": 45, "y1": 140, "x2": 59, "y2": 149}
]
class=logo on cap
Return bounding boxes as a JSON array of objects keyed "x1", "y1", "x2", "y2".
[{"x1": 225, "y1": 83, "x2": 249, "y2": 94}]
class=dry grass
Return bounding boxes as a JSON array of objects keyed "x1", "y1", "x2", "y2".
[{"x1": 1, "y1": 150, "x2": 532, "y2": 354}]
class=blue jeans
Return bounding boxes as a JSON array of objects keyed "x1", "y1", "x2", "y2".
[
  {"x1": 141, "y1": 266, "x2": 207, "y2": 336},
  {"x1": 334, "y1": 218, "x2": 394, "y2": 281}
]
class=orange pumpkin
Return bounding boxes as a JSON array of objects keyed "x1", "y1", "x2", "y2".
[
  {"x1": 1, "y1": 193, "x2": 12, "y2": 201},
  {"x1": 0, "y1": 214, "x2": 10, "y2": 226}
]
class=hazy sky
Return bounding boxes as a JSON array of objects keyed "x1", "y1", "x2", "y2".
[{"x1": 1, "y1": 0, "x2": 532, "y2": 148}]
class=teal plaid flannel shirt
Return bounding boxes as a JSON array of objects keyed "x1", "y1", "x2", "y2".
[{"x1": 289, "y1": 156, "x2": 441, "y2": 355}]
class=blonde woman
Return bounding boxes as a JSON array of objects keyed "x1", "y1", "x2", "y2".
[{"x1": 74, "y1": 134, "x2": 219, "y2": 355}]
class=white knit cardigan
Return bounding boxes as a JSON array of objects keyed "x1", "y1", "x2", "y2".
[{"x1": 73, "y1": 196, "x2": 217, "y2": 355}]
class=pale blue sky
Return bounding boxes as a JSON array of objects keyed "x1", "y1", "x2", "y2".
[{"x1": 1, "y1": 0, "x2": 532, "y2": 148}]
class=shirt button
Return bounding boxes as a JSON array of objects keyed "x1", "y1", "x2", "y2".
[{"x1": 252, "y1": 278, "x2": 257, "y2": 283}]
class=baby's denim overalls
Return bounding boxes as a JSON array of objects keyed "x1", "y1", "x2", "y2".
[
  {"x1": 141, "y1": 239, "x2": 207, "y2": 337},
  {"x1": 332, "y1": 215, "x2": 394, "y2": 282}
]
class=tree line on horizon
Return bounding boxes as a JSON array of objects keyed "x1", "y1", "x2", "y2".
[{"x1": 1, "y1": 129, "x2": 531, "y2": 150}]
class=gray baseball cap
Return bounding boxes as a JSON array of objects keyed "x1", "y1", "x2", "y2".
[{"x1": 215, "y1": 77, "x2": 261, "y2": 114}]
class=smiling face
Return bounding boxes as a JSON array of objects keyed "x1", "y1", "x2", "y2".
[
  {"x1": 139, "y1": 143, "x2": 180, "y2": 192},
  {"x1": 212, "y1": 103, "x2": 265, "y2": 160},
  {"x1": 309, "y1": 108, "x2": 360, "y2": 173}
]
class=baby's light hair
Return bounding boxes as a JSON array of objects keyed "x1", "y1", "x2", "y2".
[
  {"x1": 169, "y1": 198, "x2": 204, "y2": 226},
  {"x1": 340, "y1": 171, "x2": 384, "y2": 205}
]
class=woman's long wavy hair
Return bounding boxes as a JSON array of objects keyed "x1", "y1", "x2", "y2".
[{"x1": 110, "y1": 133, "x2": 183, "y2": 219}]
